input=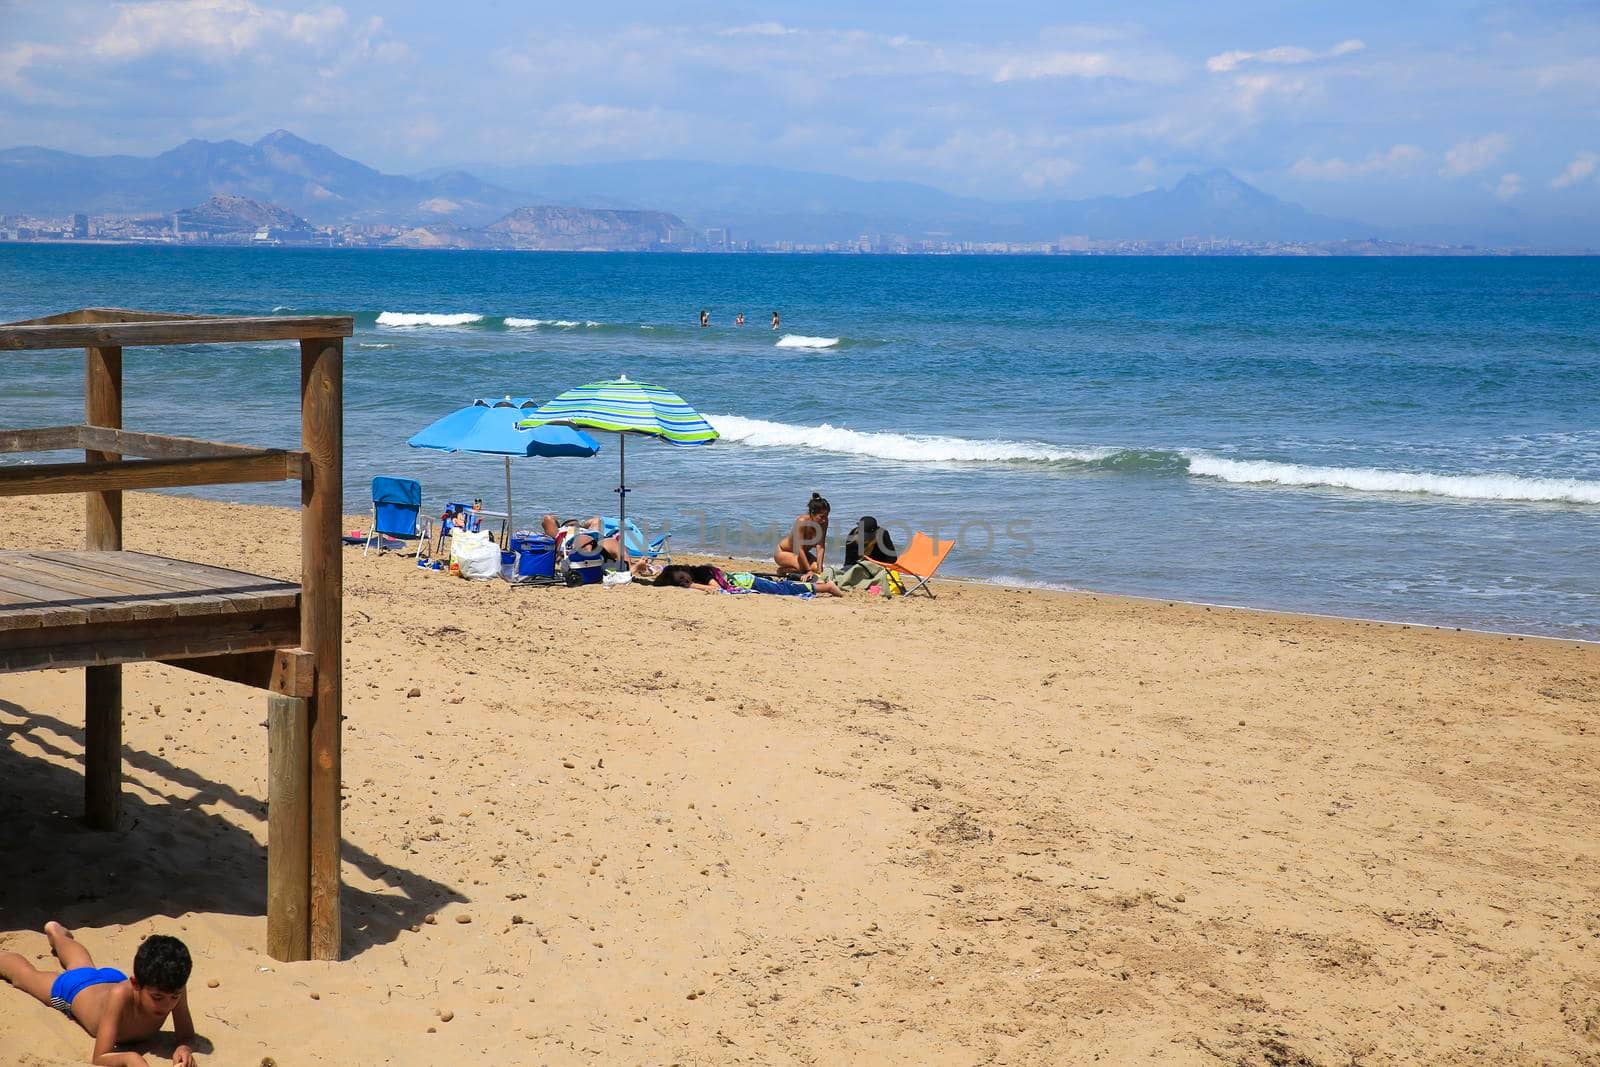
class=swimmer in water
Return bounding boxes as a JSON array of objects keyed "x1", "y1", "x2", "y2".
[
  {"x1": 699, "y1": 309, "x2": 709, "y2": 328},
  {"x1": 771, "y1": 310, "x2": 781, "y2": 330},
  {"x1": 735, "y1": 312, "x2": 745, "y2": 326}
]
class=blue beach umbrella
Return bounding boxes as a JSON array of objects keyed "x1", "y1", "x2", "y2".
[
  {"x1": 517, "y1": 376, "x2": 717, "y2": 565},
  {"x1": 408, "y1": 396, "x2": 601, "y2": 539}
]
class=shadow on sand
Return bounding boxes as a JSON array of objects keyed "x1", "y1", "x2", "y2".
[{"x1": 0, "y1": 698, "x2": 463, "y2": 960}]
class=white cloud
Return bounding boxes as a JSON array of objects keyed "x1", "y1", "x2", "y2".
[
  {"x1": 1206, "y1": 39, "x2": 1364, "y2": 74},
  {"x1": 717, "y1": 22, "x2": 796, "y2": 38},
  {"x1": 994, "y1": 52, "x2": 1113, "y2": 82},
  {"x1": 1494, "y1": 172, "x2": 1524, "y2": 200},
  {"x1": 1290, "y1": 143, "x2": 1425, "y2": 180},
  {"x1": 1439, "y1": 133, "x2": 1509, "y2": 177},
  {"x1": 88, "y1": 1, "x2": 349, "y2": 61},
  {"x1": 1020, "y1": 156, "x2": 1081, "y2": 188},
  {"x1": 1549, "y1": 150, "x2": 1598, "y2": 189}
]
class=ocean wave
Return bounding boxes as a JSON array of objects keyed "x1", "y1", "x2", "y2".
[
  {"x1": 357, "y1": 342, "x2": 393, "y2": 349},
  {"x1": 708, "y1": 415, "x2": 1113, "y2": 464},
  {"x1": 708, "y1": 415, "x2": 1600, "y2": 505},
  {"x1": 1184, "y1": 454, "x2": 1600, "y2": 504},
  {"x1": 775, "y1": 334, "x2": 840, "y2": 349},
  {"x1": 377, "y1": 311, "x2": 483, "y2": 327},
  {"x1": 505, "y1": 317, "x2": 602, "y2": 328}
]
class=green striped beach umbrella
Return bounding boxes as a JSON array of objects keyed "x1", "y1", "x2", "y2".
[{"x1": 518, "y1": 376, "x2": 717, "y2": 566}]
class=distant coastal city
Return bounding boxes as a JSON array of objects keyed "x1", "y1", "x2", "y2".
[
  {"x1": 0, "y1": 204, "x2": 1538, "y2": 257},
  {"x1": 4, "y1": 130, "x2": 1588, "y2": 257}
]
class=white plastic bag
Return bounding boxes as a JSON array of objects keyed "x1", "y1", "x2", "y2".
[{"x1": 451, "y1": 528, "x2": 500, "y2": 580}]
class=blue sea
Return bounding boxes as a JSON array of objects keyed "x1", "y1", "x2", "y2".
[{"x1": 2, "y1": 246, "x2": 1596, "y2": 638}]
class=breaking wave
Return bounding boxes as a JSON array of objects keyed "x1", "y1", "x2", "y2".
[
  {"x1": 1185, "y1": 455, "x2": 1600, "y2": 504},
  {"x1": 376, "y1": 311, "x2": 483, "y2": 327},
  {"x1": 775, "y1": 334, "x2": 840, "y2": 349},
  {"x1": 708, "y1": 415, "x2": 1115, "y2": 465},
  {"x1": 707, "y1": 415, "x2": 1600, "y2": 505},
  {"x1": 505, "y1": 317, "x2": 602, "y2": 328}
]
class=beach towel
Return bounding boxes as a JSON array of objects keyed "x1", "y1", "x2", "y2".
[{"x1": 821, "y1": 560, "x2": 897, "y2": 592}]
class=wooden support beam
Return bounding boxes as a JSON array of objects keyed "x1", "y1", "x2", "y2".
[
  {"x1": 0, "y1": 425, "x2": 84, "y2": 453},
  {"x1": 301, "y1": 336, "x2": 343, "y2": 961},
  {"x1": 77, "y1": 425, "x2": 274, "y2": 460},
  {"x1": 267, "y1": 693, "x2": 311, "y2": 961},
  {"x1": 84, "y1": 344, "x2": 122, "y2": 831},
  {"x1": 84, "y1": 665, "x2": 121, "y2": 830},
  {"x1": 158, "y1": 649, "x2": 314, "y2": 697},
  {"x1": 0, "y1": 607, "x2": 301, "y2": 674},
  {"x1": 0, "y1": 451, "x2": 303, "y2": 496},
  {"x1": 0, "y1": 315, "x2": 353, "y2": 351}
]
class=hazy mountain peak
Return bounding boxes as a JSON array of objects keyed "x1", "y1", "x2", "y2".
[
  {"x1": 255, "y1": 129, "x2": 318, "y2": 151},
  {"x1": 1172, "y1": 169, "x2": 1267, "y2": 204},
  {"x1": 0, "y1": 130, "x2": 1372, "y2": 242}
]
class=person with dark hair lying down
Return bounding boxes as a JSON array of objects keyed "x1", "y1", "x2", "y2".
[
  {"x1": 655, "y1": 564, "x2": 843, "y2": 598},
  {"x1": 1, "y1": 922, "x2": 198, "y2": 1066}
]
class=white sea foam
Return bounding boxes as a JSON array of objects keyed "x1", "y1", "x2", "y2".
[
  {"x1": 505, "y1": 317, "x2": 599, "y2": 328},
  {"x1": 376, "y1": 311, "x2": 483, "y2": 327},
  {"x1": 708, "y1": 415, "x2": 1111, "y2": 464},
  {"x1": 357, "y1": 342, "x2": 393, "y2": 349},
  {"x1": 1185, "y1": 453, "x2": 1600, "y2": 505},
  {"x1": 775, "y1": 334, "x2": 840, "y2": 349}
]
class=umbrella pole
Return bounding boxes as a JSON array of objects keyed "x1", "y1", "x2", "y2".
[
  {"x1": 503, "y1": 455, "x2": 513, "y2": 548},
  {"x1": 617, "y1": 432, "x2": 628, "y2": 570}
]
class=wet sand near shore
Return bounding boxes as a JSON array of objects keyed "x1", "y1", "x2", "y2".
[{"x1": 2, "y1": 492, "x2": 1596, "y2": 1065}]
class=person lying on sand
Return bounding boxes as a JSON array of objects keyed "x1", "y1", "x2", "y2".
[
  {"x1": 655, "y1": 563, "x2": 843, "y2": 598},
  {"x1": 775, "y1": 492, "x2": 830, "y2": 579},
  {"x1": 542, "y1": 514, "x2": 619, "y2": 559},
  {"x1": 540, "y1": 514, "x2": 662, "y2": 577},
  {"x1": 1, "y1": 923, "x2": 197, "y2": 1066}
]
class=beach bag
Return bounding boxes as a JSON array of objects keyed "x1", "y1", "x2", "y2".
[{"x1": 451, "y1": 528, "x2": 500, "y2": 580}]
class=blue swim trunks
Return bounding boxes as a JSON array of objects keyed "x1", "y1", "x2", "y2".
[{"x1": 48, "y1": 966, "x2": 126, "y2": 1019}]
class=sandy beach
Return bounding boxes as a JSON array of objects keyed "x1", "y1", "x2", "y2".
[{"x1": 2, "y1": 490, "x2": 1596, "y2": 1066}]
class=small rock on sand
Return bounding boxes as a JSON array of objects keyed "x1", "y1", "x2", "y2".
[
  {"x1": 206, "y1": 978, "x2": 219, "y2": 988},
  {"x1": 456, "y1": 913, "x2": 472, "y2": 924},
  {"x1": 440, "y1": 1009, "x2": 454, "y2": 1022}
]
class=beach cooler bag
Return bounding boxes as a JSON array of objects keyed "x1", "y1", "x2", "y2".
[
  {"x1": 511, "y1": 534, "x2": 558, "y2": 581},
  {"x1": 562, "y1": 543, "x2": 605, "y2": 586}
]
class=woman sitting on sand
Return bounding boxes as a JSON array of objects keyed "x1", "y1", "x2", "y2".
[
  {"x1": 775, "y1": 492, "x2": 830, "y2": 578},
  {"x1": 655, "y1": 564, "x2": 842, "y2": 598}
]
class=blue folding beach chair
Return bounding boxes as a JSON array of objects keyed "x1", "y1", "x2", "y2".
[
  {"x1": 602, "y1": 516, "x2": 671, "y2": 568},
  {"x1": 433, "y1": 501, "x2": 484, "y2": 558},
  {"x1": 364, "y1": 476, "x2": 432, "y2": 558}
]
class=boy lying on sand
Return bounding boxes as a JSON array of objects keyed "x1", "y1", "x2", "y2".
[{"x1": 1, "y1": 922, "x2": 197, "y2": 1066}]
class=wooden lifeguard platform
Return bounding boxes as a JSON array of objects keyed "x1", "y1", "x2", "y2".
[{"x1": 0, "y1": 308, "x2": 350, "y2": 962}]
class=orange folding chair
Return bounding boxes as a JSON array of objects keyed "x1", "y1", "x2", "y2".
[{"x1": 877, "y1": 531, "x2": 955, "y2": 597}]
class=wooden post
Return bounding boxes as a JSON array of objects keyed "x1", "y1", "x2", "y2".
[
  {"x1": 84, "y1": 345, "x2": 122, "y2": 830},
  {"x1": 300, "y1": 337, "x2": 343, "y2": 960},
  {"x1": 266, "y1": 694, "x2": 311, "y2": 961}
]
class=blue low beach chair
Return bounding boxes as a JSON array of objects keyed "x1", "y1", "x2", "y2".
[
  {"x1": 602, "y1": 516, "x2": 671, "y2": 567},
  {"x1": 364, "y1": 476, "x2": 432, "y2": 558}
]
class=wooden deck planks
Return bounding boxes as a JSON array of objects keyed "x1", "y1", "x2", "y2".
[{"x1": 0, "y1": 551, "x2": 299, "y2": 633}]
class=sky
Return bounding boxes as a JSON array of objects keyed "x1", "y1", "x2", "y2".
[{"x1": 2, "y1": 0, "x2": 1598, "y2": 231}]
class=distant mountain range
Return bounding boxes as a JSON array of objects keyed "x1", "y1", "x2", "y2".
[{"x1": 0, "y1": 129, "x2": 1375, "y2": 243}]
